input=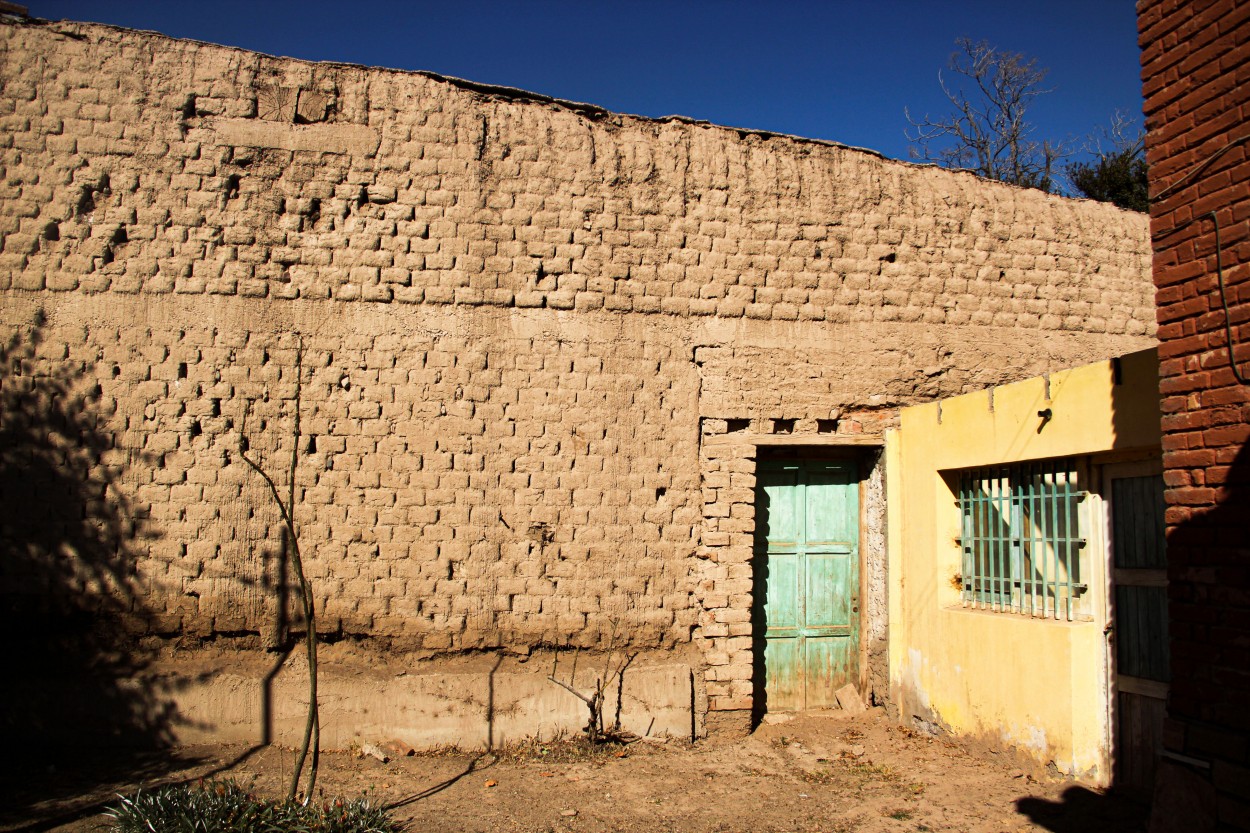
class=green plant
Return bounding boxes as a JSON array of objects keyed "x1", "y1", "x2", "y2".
[
  {"x1": 106, "y1": 779, "x2": 399, "y2": 833},
  {"x1": 799, "y1": 768, "x2": 841, "y2": 785},
  {"x1": 846, "y1": 761, "x2": 900, "y2": 782}
]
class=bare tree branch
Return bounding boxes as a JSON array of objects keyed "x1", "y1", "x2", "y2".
[
  {"x1": 547, "y1": 625, "x2": 639, "y2": 744},
  {"x1": 906, "y1": 38, "x2": 1068, "y2": 192},
  {"x1": 1066, "y1": 110, "x2": 1149, "y2": 211}
]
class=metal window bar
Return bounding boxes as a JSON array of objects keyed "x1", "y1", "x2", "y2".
[
  {"x1": 1029, "y1": 464, "x2": 1043, "y2": 617},
  {"x1": 1050, "y1": 467, "x2": 1060, "y2": 615},
  {"x1": 991, "y1": 469, "x2": 1002, "y2": 609},
  {"x1": 1010, "y1": 472, "x2": 1023, "y2": 611},
  {"x1": 999, "y1": 467, "x2": 1013, "y2": 610},
  {"x1": 1057, "y1": 467, "x2": 1069, "y2": 618},
  {"x1": 956, "y1": 460, "x2": 1087, "y2": 620},
  {"x1": 1001, "y1": 467, "x2": 1013, "y2": 610}
]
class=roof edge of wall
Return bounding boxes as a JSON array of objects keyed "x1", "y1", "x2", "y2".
[{"x1": 6, "y1": 15, "x2": 1149, "y2": 217}]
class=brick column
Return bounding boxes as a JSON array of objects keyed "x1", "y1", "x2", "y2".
[
  {"x1": 694, "y1": 420, "x2": 758, "y2": 724},
  {"x1": 1140, "y1": 1, "x2": 1250, "y2": 829}
]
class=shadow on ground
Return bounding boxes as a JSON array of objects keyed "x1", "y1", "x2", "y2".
[
  {"x1": 0, "y1": 749, "x2": 216, "y2": 833},
  {"x1": 1016, "y1": 785, "x2": 1149, "y2": 833}
]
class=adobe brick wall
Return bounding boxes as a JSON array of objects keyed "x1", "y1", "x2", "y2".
[
  {"x1": 1140, "y1": 0, "x2": 1250, "y2": 828},
  {"x1": 1, "y1": 17, "x2": 1154, "y2": 725}
]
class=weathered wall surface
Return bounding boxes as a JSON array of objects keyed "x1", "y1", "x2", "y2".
[
  {"x1": 1139, "y1": 0, "x2": 1250, "y2": 828},
  {"x1": 1, "y1": 17, "x2": 1155, "y2": 733},
  {"x1": 886, "y1": 350, "x2": 1162, "y2": 782}
]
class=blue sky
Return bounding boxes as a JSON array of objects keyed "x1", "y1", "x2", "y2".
[{"x1": 36, "y1": 1, "x2": 1143, "y2": 165}]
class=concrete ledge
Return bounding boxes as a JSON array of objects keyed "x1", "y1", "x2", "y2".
[{"x1": 160, "y1": 655, "x2": 695, "y2": 750}]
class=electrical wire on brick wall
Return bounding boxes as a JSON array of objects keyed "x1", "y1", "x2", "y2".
[{"x1": 1152, "y1": 133, "x2": 1250, "y2": 385}]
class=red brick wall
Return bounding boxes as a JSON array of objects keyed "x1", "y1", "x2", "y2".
[{"x1": 1140, "y1": 0, "x2": 1250, "y2": 829}]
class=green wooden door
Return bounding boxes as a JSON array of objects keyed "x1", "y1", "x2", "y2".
[
  {"x1": 1108, "y1": 464, "x2": 1169, "y2": 798},
  {"x1": 754, "y1": 459, "x2": 860, "y2": 711}
]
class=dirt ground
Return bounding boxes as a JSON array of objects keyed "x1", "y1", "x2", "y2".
[{"x1": 3, "y1": 709, "x2": 1147, "y2": 833}]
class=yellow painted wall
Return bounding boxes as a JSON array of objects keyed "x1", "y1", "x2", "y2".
[{"x1": 886, "y1": 349, "x2": 1160, "y2": 782}]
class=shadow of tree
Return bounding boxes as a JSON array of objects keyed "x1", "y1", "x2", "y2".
[{"x1": 0, "y1": 315, "x2": 190, "y2": 823}]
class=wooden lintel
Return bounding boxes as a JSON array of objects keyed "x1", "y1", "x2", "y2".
[{"x1": 702, "y1": 433, "x2": 884, "y2": 448}]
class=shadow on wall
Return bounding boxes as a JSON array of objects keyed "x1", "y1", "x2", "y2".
[
  {"x1": 0, "y1": 317, "x2": 183, "y2": 817},
  {"x1": 1139, "y1": 436, "x2": 1250, "y2": 833},
  {"x1": 750, "y1": 482, "x2": 772, "y2": 728},
  {"x1": 1021, "y1": 384, "x2": 1248, "y2": 832}
]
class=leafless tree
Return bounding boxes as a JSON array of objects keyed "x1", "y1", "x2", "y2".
[
  {"x1": 547, "y1": 624, "x2": 638, "y2": 744},
  {"x1": 906, "y1": 38, "x2": 1067, "y2": 192},
  {"x1": 238, "y1": 334, "x2": 320, "y2": 803}
]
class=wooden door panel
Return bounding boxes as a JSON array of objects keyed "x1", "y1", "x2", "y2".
[
  {"x1": 806, "y1": 469, "x2": 856, "y2": 543},
  {"x1": 806, "y1": 635, "x2": 854, "y2": 704},
  {"x1": 1115, "y1": 584, "x2": 1169, "y2": 682},
  {"x1": 761, "y1": 471, "x2": 801, "y2": 547},
  {"x1": 765, "y1": 552, "x2": 801, "y2": 632},
  {"x1": 765, "y1": 638, "x2": 803, "y2": 710},
  {"x1": 805, "y1": 552, "x2": 853, "y2": 629},
  {"x1": 1111, "y1": 476, "x2": 1166, "y2": 569},
  {"x1": 1117, "y1": 690, "x2": 1167, "y2": 795}
]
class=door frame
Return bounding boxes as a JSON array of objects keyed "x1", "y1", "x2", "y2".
[{"x1": 1100, "y1": 455, "x2": 1169, "y2": 797}]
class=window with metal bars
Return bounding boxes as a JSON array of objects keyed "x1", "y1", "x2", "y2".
[{"x1": 954, "y1": 459, "x2": 1088, "y2": 620}]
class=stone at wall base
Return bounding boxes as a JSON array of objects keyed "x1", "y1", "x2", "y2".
[{"x1": 705, "y1": 709, "x2": 753, "y2": 739}]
